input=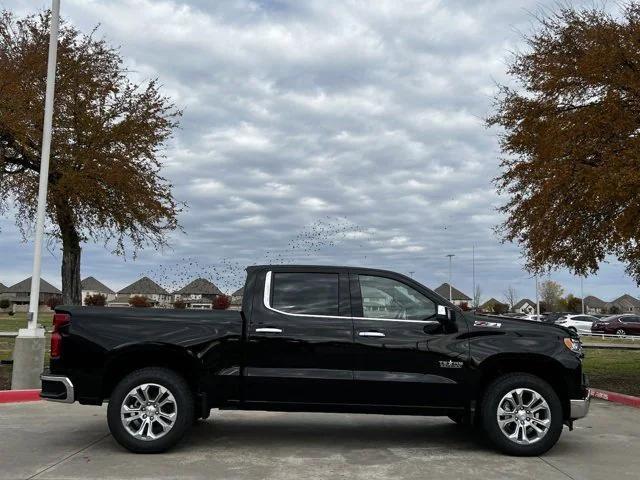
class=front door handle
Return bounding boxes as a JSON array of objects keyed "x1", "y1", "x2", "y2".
[
  {"x1": 255, "y1": 327, "x2": 283, "y2": 333},
  {"x1": 358, "y1": 331, "x2": 385, "y2": 337}
]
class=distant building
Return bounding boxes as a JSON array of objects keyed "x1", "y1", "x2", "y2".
[
  {"x1": 0, "y1": 282, "x2": 6, "y2": 294},
  {"x1": 112, "y1": 277, "x2": 171, "y2": 307},
  {"x1": 174, "y1": 278, "x2": 223, "y2": 309},
  {"x1": 230, "y1": 287, "x2": 244, "y2": 309},
  {"x1": 513, "y1": 298, "x2": 536, "y2": 315},
  {"x1": 583, "y1": 295, "x2": 606, "y2": 314},
  {"x1": 1, "y1": 277, "x2": 62, "y2": 309},
  {"x1": 433, "y1": 283, "x2": 471, "y2": 307},
  {"x1": 81, "y1": 277, "x2": 116, "y2": 305},
  {"x1": 607, "y1": 294, "x2": 640, "y2": 314},
  {"x1": 480, "y1": 298, "x2": 508, "y2": 313}
]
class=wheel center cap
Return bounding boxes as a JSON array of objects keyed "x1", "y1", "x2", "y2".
[
  {"x1": 146, "y1": 406, "x2": 157, "y2": 415},
  {"x1": 516, "y1": 410, "x2": 526, "y2": 421}
]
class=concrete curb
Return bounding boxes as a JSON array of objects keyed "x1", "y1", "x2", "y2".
[
  {"x1": 0, "y1": 389, "x2": 41, "y2": 404},
  {"x1": 590, "y1": 388, "x2": 640, "y2": 408}
]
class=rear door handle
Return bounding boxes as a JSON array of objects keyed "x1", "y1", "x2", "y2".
[
  {"x1": 358, "y1": 331, "x2": 385, "y2": 337},
  {"x1": 255, "y1": 327, "x2": 283, "y2": 333}
]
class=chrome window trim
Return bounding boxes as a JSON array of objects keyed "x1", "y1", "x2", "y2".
[{"x1": 263, "y1": 270, "x2": 441, "y2": 325}]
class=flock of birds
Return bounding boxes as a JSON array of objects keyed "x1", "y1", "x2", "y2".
[{"x1": 142, "y1": 216, "x2": 377, "y2": 293}]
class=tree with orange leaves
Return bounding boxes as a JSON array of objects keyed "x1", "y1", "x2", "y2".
[
  {"x1": 0, "y1": 10, "x2": 182, "y2": 304},
  {"x1": 489, "y1": 4, "x2": 640, "y2": 283}
]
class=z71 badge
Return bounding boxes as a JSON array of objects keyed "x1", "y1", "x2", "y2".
[
  {"x1": 474, "y1": 320, "x2": 502, "y2": 328},
  {"x1": 439, "y1": 360, "x2": 463, "y2": 369}
]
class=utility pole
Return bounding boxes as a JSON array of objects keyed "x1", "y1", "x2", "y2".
[
  {"x1": 581, "y1": 277, "x2": 585, "y2": 314},
  {"x1": 535, "y1": 275, "x2": 540, "y2": 318},
  {"x1": 472, "y1": 244, "x2": 476, "y2": 308},
  {"x1": 12, "y1": 0, "x2": 61, "y2": 390},
  {"x1": 447, "y1": 254, "x2": 455, "y2": 301},
  {"x1": 408, "y1": 271, "x2": 415, "y2": 279}
]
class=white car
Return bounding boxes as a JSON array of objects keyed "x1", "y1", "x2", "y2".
[{"x1": 555, "y1": 314, "x2": 599, "y2": 333}]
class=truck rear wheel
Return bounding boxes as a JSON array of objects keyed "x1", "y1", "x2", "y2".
[
  {"x1": 107, "y1": 367, "x2": 194, "y2": 453},
  {"x1": 480, "y1": 373, "x2": 563, "y2": 456}
]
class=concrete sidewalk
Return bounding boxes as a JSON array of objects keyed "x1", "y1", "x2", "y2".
[{"x1": 1, "y1": 400, "x2": 638, "y2": 480}]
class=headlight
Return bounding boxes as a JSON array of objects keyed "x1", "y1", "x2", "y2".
[{"x1": 563, "y1": 337, "x2": 583, "y2": 355}]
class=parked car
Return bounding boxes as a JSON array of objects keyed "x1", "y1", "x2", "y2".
[
  {"x1": 41, "y1": 265, "x2": 590, "y2": 456},
  {"x1": 591, "y1": 314, "x2": 640, "y2": 336},
  {"x1": 555, "y1": 314, "x2": 599, "y2": 334}
]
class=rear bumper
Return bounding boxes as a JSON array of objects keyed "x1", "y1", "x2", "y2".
[
  {"x1": 40, "y1": 374, "x2": 75, "y2": 404},
  {"x1": 570, "y1": 389, "x2": 590, "y2": 420}
]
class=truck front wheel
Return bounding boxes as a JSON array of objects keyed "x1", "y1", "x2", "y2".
[
  {"x1": 480, "y1": 373, "x2": 563, "y2": 456},
  {"x1": 107, "y1": 367, "x2": 194, "y2": 453}
]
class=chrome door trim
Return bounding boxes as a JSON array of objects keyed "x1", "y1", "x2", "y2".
[
  {"x1": 263, "y1": 271, "x2": 441, "y2": 325},
  {"x1": 358, "y1": 331, "x2": 386, "y2": 337},
  {"x1": 255, "y1": 327, "x2": 283, "y2": 333}
]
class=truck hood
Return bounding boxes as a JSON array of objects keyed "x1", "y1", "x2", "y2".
[{"x1": 467, "y1": 312, "x2": 578, "y2": 339}]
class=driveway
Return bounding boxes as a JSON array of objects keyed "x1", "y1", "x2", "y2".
[{"x1": 0, "y1": 400, "x2": 638, "y2": 479}]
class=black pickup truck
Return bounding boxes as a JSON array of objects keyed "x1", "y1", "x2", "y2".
[{"x1": 41, "y1": 265, "x2": 589, "y2": 456}]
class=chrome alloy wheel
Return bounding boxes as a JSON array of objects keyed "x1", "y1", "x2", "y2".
[
  {"x1": 120, "y1": 383, "x2": 177, "y2": 441},
  {"x1": 496, "y1": 388, "x2": 551, "y2": 445}
]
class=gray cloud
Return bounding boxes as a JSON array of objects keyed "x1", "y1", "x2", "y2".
[{"x1": 1, "y1": 0, "x2": 638, "y2": 303}]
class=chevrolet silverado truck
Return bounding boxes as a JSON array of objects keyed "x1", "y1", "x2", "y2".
[{"x1": 41, "y1": 265, "x2": 590, "y2": 455}]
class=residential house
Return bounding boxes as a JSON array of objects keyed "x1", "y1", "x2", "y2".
[
  {"x1": 174, "y1": 278, "x2": 223, "y2": 309},
  {"x1": 583, "y1": 295, "x2": 607, "y2": 314},
  {"x1": 607, "y1": 294, "x2": 640, "y2": 315},
  {"x1": 513, "y1": 298, "x2": 536, "y2": 315},
  {"x1": 1, "y1": 277, "x2": 63, "y2": 311},
  {"x1": 230, "y1": 286, "x2": 244, "y2": 310},
  {"x1": 111, "y1": 277, "x2": 171, "y2": 307},
  {"x1": 81, "y1": 277, "x2": 116, "y2": 305},
  {"x1": 0, "y1": 282, "x2": 6, "y2": 293},
  {"x1": 479, "y1": 298, "x2": 508, "y2": 313},
  {"x1": 433, "y1": 283, "x2": 471, "y2": 308}
]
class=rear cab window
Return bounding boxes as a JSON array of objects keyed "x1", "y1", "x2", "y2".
[{"x1": 271, "y1": 272, "x2": 340, "y2": 316}]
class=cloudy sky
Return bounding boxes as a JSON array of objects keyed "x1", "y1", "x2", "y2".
[{"x1": 1, "y1": 0, "x2": 637, "y2": 302}]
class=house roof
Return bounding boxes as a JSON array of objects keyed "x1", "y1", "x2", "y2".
[
  {"x1": 583, "y1": 295, "x2": 606, "y2": 308},
  {"x1": 232, "y1": 286, "x2": 244, "y2": 296},
  {"x1": 6, "y1": 277, "x2": 61, "y2": 294},
  {"x1": 81, "y1": 277, "x2": 115, "y2": 294},
  {"x1": 514, "y1": 298, "x2": 535, "y2": 309},
  {"x1": 610, "y1": 294, "x2": 640, "y2": 308},
  {"x1": 118, "y1": 277, "x2": 168, "y2": 295},
  {"x1": 0, "y1": 283, "x2": 6, "y2": 293},
  {"x1": 480, "y1": 298, "x2": 506, "y2": 309},
  {"x1": 175, "y1": 278, "x2": 222, "y2": 296},
  {"x1": 433, "y1": 283, "x2": 471, "y2": 301}
]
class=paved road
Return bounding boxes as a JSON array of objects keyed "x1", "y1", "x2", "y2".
[{"x1": 1, "y1": 400, "x2": 638, "y2": 480}]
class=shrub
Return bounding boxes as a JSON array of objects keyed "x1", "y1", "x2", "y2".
[
  {"x1": 0, "y1": 299, "x2": 10, "y2": 309},
  {"x1": 213, "y1": 295, "x2": 231, "y2": 310},
  {"x1": 129, "y1": 295, "x2": 151, "y2": 308},
  {"x1": 85, "y1": 293, "x2": 106, "y2": 306},
  {"x1": 173, "y1": 299, "x2": 186, "y2": 309}
]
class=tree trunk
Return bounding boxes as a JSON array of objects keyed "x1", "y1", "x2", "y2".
[{"x1": 56, "y1": 206, "x2": 82, "y2": 305}]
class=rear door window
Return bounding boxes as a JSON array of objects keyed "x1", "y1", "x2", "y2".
[{"x1": 271, "y1": 272, "x2": 340, "y2": 316}]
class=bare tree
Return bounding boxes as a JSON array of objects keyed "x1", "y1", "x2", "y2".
[
  {"x1": 473, "y1": 284, "x2": 482, "y2": 309},
  {"x1": 504, "y1": 285, "x2": 518, "y2": 311}
]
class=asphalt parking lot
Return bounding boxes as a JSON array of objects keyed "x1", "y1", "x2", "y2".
[{"x1": 0, "y1": 400, "x2": 638, "y2": 480}]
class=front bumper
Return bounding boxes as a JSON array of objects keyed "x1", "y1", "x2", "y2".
[
  {"x1": 569, "y1": 389, "x2": 590, "y2": 419},
  {"x1": 40, "y1": 374, "x2": 75, "y2": 403}
]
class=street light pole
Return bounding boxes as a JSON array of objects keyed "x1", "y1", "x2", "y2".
[
  {"x1": 11, "y1": 0, "x2": 61, "y2": 390},
  {"x1": 581, "y1": 277, "x2": 585, "y2": 314},
  {"x1": 446, "y1": 254, "x2": 455, "y2": 301},
  {"x1": 535, "y1": 275, "x2": 540, "y2": 318}
]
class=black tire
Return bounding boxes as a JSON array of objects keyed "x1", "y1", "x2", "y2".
[
  {"x1": 480, "y1": 373, "x2": 563, "y2": 456},
  {"x1": 107, "y1": 367, "x2": 194, "y2": 453}
]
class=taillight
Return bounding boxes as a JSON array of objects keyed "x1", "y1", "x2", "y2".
[{"x1": 50, "y1": 313, "x2": 70, "y2": 359}]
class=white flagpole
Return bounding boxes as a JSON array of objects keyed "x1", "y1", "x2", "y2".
[{"x1": 12, "y1": 0, "x2": 60, "y2": 389}]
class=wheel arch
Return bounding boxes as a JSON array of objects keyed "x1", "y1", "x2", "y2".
[
  {"x1": 474, "y1": 353, "x2": 571, "y2": 421},
  {"x1": 102, "y1": 343, "x2": 202, "y2": 399}
]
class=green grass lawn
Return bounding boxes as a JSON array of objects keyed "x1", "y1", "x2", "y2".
[
  {"x1": 583, "y1": 348, "x2": 640, "y2": 396},
  {"x1": 582, "y1": 335, "x2": 640, "y2": 345},
  {"x1": 0, "y1": 312, "x2": 53, "y2": 332}
]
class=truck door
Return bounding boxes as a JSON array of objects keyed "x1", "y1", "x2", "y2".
[
  {"x1": 350, "y1": 272, "x2": 469, "y2": 408},
  {"x1": 244, "y1": 269, "x2": 354, "y2": 404}
]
